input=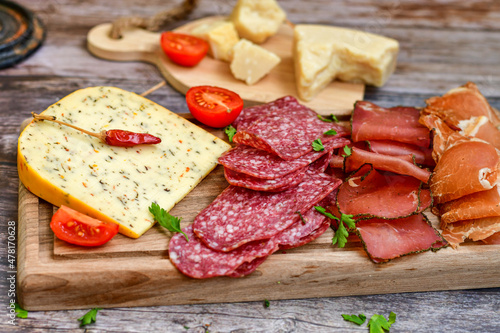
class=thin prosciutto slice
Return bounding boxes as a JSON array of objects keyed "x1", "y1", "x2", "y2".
[
  {"x1": 344, "y1": 147, "x2": 431, "y2": 183},
  {"x1": 441, "y1": 216, "x2": 500, "y2": 248},
  {"x1": 481, "y1": 232, "x2": 500, "y2": 245},
  {"x1": 351, "y1": 101, "x2": 430, "y2": 148},
  {"x1": 431, "y1": 140, "x2": 499, "y2": 204},
  {"x1": 457, "y1": 116, "x2": 500, "y2": 150},
  {"x1": 424, "y1": 82, "x2": 500, "y2": 128},
  {"x1": 337, "y1": 164, "x2": 431, "y2": 219},
  {"x1": 356, "y1": 214, "x2": 447, "y2": 263},
  {"x1": 439, "y1": 186, "x2": 500, "y2": 225}
]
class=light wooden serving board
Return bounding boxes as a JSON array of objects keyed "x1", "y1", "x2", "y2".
[
  {"x1": 86, "y1": 16, "x2": 364, "y2": 115},
  {"x1": 17, "y1": 115, "x2": 500, "y2": 311}
]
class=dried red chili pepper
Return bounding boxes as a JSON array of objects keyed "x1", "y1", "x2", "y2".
[
  {"x1": 104, "y1": 129, "x2": 161, "y2": 147},
  {"x1": 32, "y1": 113, "x2": 161, "y2": 147}
]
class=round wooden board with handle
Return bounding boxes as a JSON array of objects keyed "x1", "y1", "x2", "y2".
[{"x1": 87, "y1": 16, "x2": 364, "y2": 115}]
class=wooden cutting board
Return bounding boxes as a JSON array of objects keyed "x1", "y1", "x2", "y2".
[
  {"x1": 86, "y1": 16, "x2": 364, "y2": 115},
  {"x1": 17, "y1": 115, "x2": 500, "y2": 311}
]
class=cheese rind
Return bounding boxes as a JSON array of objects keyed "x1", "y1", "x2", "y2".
[
  {"x1": 230, "y1": 0, "x2": 286, "y2": 44},
  {"x1": 230, "y1": 39, "x2": 281, "y2": 85},
  {"x1": 190, "y1": 19, "x2": 239, "y2": 62},
  {"x1": 294, "y1": 25, "x2": 399, "y2": 101},
  {"x1": 18, "y1": 86, "x2": 231, "y2": 238}
]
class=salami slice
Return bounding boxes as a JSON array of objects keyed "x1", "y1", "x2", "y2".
[
  {"x1": 233, "y1": 96, "x2": 299, "y2": 131},
  {"x1": 193, "y1": 172, "x2": 342, "y2": 252},
  {"x1": 219, "y1": 138, "x2": 349, "y2": 179},
  {"x1": 169, "y1": 225, "x2": 278, "y2": 279},
  {"x1": 224, "y1": 166, "x2": 307, "y2": 192},
  {"x1": 232, "y1": 100, "x2": 349, "y2": 160}
]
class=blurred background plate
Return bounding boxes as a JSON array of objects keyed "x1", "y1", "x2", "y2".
[{"x1": 0, "y1": 0, "x2": 45, "y2": 69}]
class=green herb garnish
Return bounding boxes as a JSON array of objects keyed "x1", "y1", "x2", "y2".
[
  {"x1": 317, "y1": 114, "x2": 339, "y2": 123},
  {"x1": 315, "y1": 206, "x2": 355, "y2": 248},
  {"x1": 342, "y1": 145, "x2": 352, "y2": 157},
  {"x1": 14, "y1": 303, "x2": 28, "y2": 319},
  {"x1": 324, "y1": 129, "x2": 337, "y2": 136},
  {"x1": 296, "y1": 211, "x2": 307, "y2": 224},
  {"x1": 368, "y1": 312, "x2": 397, "y2": 333},
  {"x1": 149, "y1": 203, "x2": 188, "y2": 241},
  {"x1": 342, "y1": 313, "x2": 366, "y2": 325},
  {"x1": 78, "y1": 308, "x2": 102, "y2": 327},
  {"x1": 264, "y1": 299, "x2": 270, "y2": 308},
  {"x1": 224, "y1": 125, "x2": 237, "y2": 142},
  {"x1": 312, "y1": 138, "x2": 325, "y2": 151}
]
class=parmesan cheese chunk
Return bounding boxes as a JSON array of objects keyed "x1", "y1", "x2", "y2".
[
  {"x1": 230, "y1": 39, "x2": 281, "y2": 85},
  {"x1": 18, "y1": 86, "x2": 231, "y2": 238},
  {"x1": 294, "y1": 25, "x2": 399, "y2": 101},
  {"x1": 230, "y1": 0, "x2": 286, "y2": 44},
  {"x1": 190, "y1": 19, "x2": 239, "y2": 62}
]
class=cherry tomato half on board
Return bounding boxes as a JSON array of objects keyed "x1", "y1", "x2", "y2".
[
  {"x1": 160, "y1": 32, "x2": 209, "y2": 67},
  {"x1": 186, "y1": 86, "x2": 244, "y2": 128},
  {"x1": 50, "y1": 205, "x2": 119, "y2": 246}
]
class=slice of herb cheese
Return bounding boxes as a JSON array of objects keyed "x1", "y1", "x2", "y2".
[{"x1": 18, "y1": 86, "x2": 231, "y2": 238}]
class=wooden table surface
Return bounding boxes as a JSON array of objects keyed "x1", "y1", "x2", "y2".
[{"x1": 1, "y1": 0, "x2": 499, "y2": 332}]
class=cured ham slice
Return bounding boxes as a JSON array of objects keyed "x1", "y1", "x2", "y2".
[
  {"x1": 351, "y1": 101, "x2": 430, "y2": 148},
  {"x1": 457, "y1": 116, "x2": 500, "y2": 150},
  {"x1": 337, "y1": 164, "x2": 431, "y2": 219},
  {"x1": 193, "y1": 172, "x2": 341, "y2": 252},
  {"x1": 219, "y1": 138, "x2": 349, "y2": 179},
  {"x1": 424, "y1": 82, "x2": 500, "y2": 128},
  {"x1": 224, "y1": 166, "x2": 307, "y2": 192},
  {"x1": 356, "y1": 214, "x2": 447, "y2": 263},
  {"x1": 367, "y1": 140, "x2": 435, "y2": 166},
  {"x1": 419, "y1": 114, "x2": 465, "y2": 162},
  {"x1": 481, "y1": 232, "x2": 500, "y2": 245},
  {"x1": 344, "y1": 147, "x2": 431, "y2": 183},
  {"x1": 441, "y1": 216, "x2": 500, "y2": 248},
  {"x1": 232, "y1": 99, "x2": 349, "y2": 160},
  {"x1": 439, "y1": 186, "x2": 500, "y2": 225},
  {"x1": 430, "y1": 140, "x2": 499, "y2": 204}
]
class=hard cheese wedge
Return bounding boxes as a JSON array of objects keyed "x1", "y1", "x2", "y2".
[
  {"x1": 294, "y1": 25, "x2": 399, "y2": 101},
  {"x1": 18, "y1": 86, "x2": 231, "y2": 238}
]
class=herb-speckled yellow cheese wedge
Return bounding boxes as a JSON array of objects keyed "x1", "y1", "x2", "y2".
[{"x1": 18, "y1": 86, "x2": 231, "y2": 238}]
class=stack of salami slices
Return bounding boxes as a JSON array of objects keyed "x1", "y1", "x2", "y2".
[
  {"x1": 169, "y1": 96, "x2": 349, "y2": 278},
  {"x1": 328, "y1": 101, "x2": 448, "y2": 263}
]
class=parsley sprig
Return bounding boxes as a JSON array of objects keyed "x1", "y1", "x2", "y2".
[
  {"x1": 342, "y1": 312, "x2": 396, "y2": 332},
  {"x1": 317, "y1": 114, "x2": 339, "y2": 123},
  {"x1": 224, "y1": 125, "x2": 237, "y2": 142},
  {"x1": 14, "y1": 303, "x2": 28, "y2": 319},
  {"x1": 324, "y1": 129, "x2": 337, "y2": 136},
  {"x1": 314, "y1": 206, "x2": 356, "y2": 248},
  {"x1": 342, "y1": 313, "x2": 366, "y2": 325},
  {"x1": 342, "y1": 145, "x2": 352, "y2": 157},
  {"x1": 149, "y1": 203, "x2": 188, "y2": 241},
  {"x1": 312, "y1": 138, "x2": 325, "y2": 151},
  {"x1": 368, "y1": 312, "x2": 397, "y2": 332},
  {"x1": 78, "y1": 308, "x2": 102, "y2": 327}
]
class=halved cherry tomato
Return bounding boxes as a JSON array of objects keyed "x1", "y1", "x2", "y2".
[
  {"x1": 186, "y1": 86, "x2": 244, "y2": 128},
  {"x1": 160, "y1": 32, "x2": 209, "y2": 67},
  {"x1": 50, "y1": 206, "x2": 119, "y2": 246}
]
